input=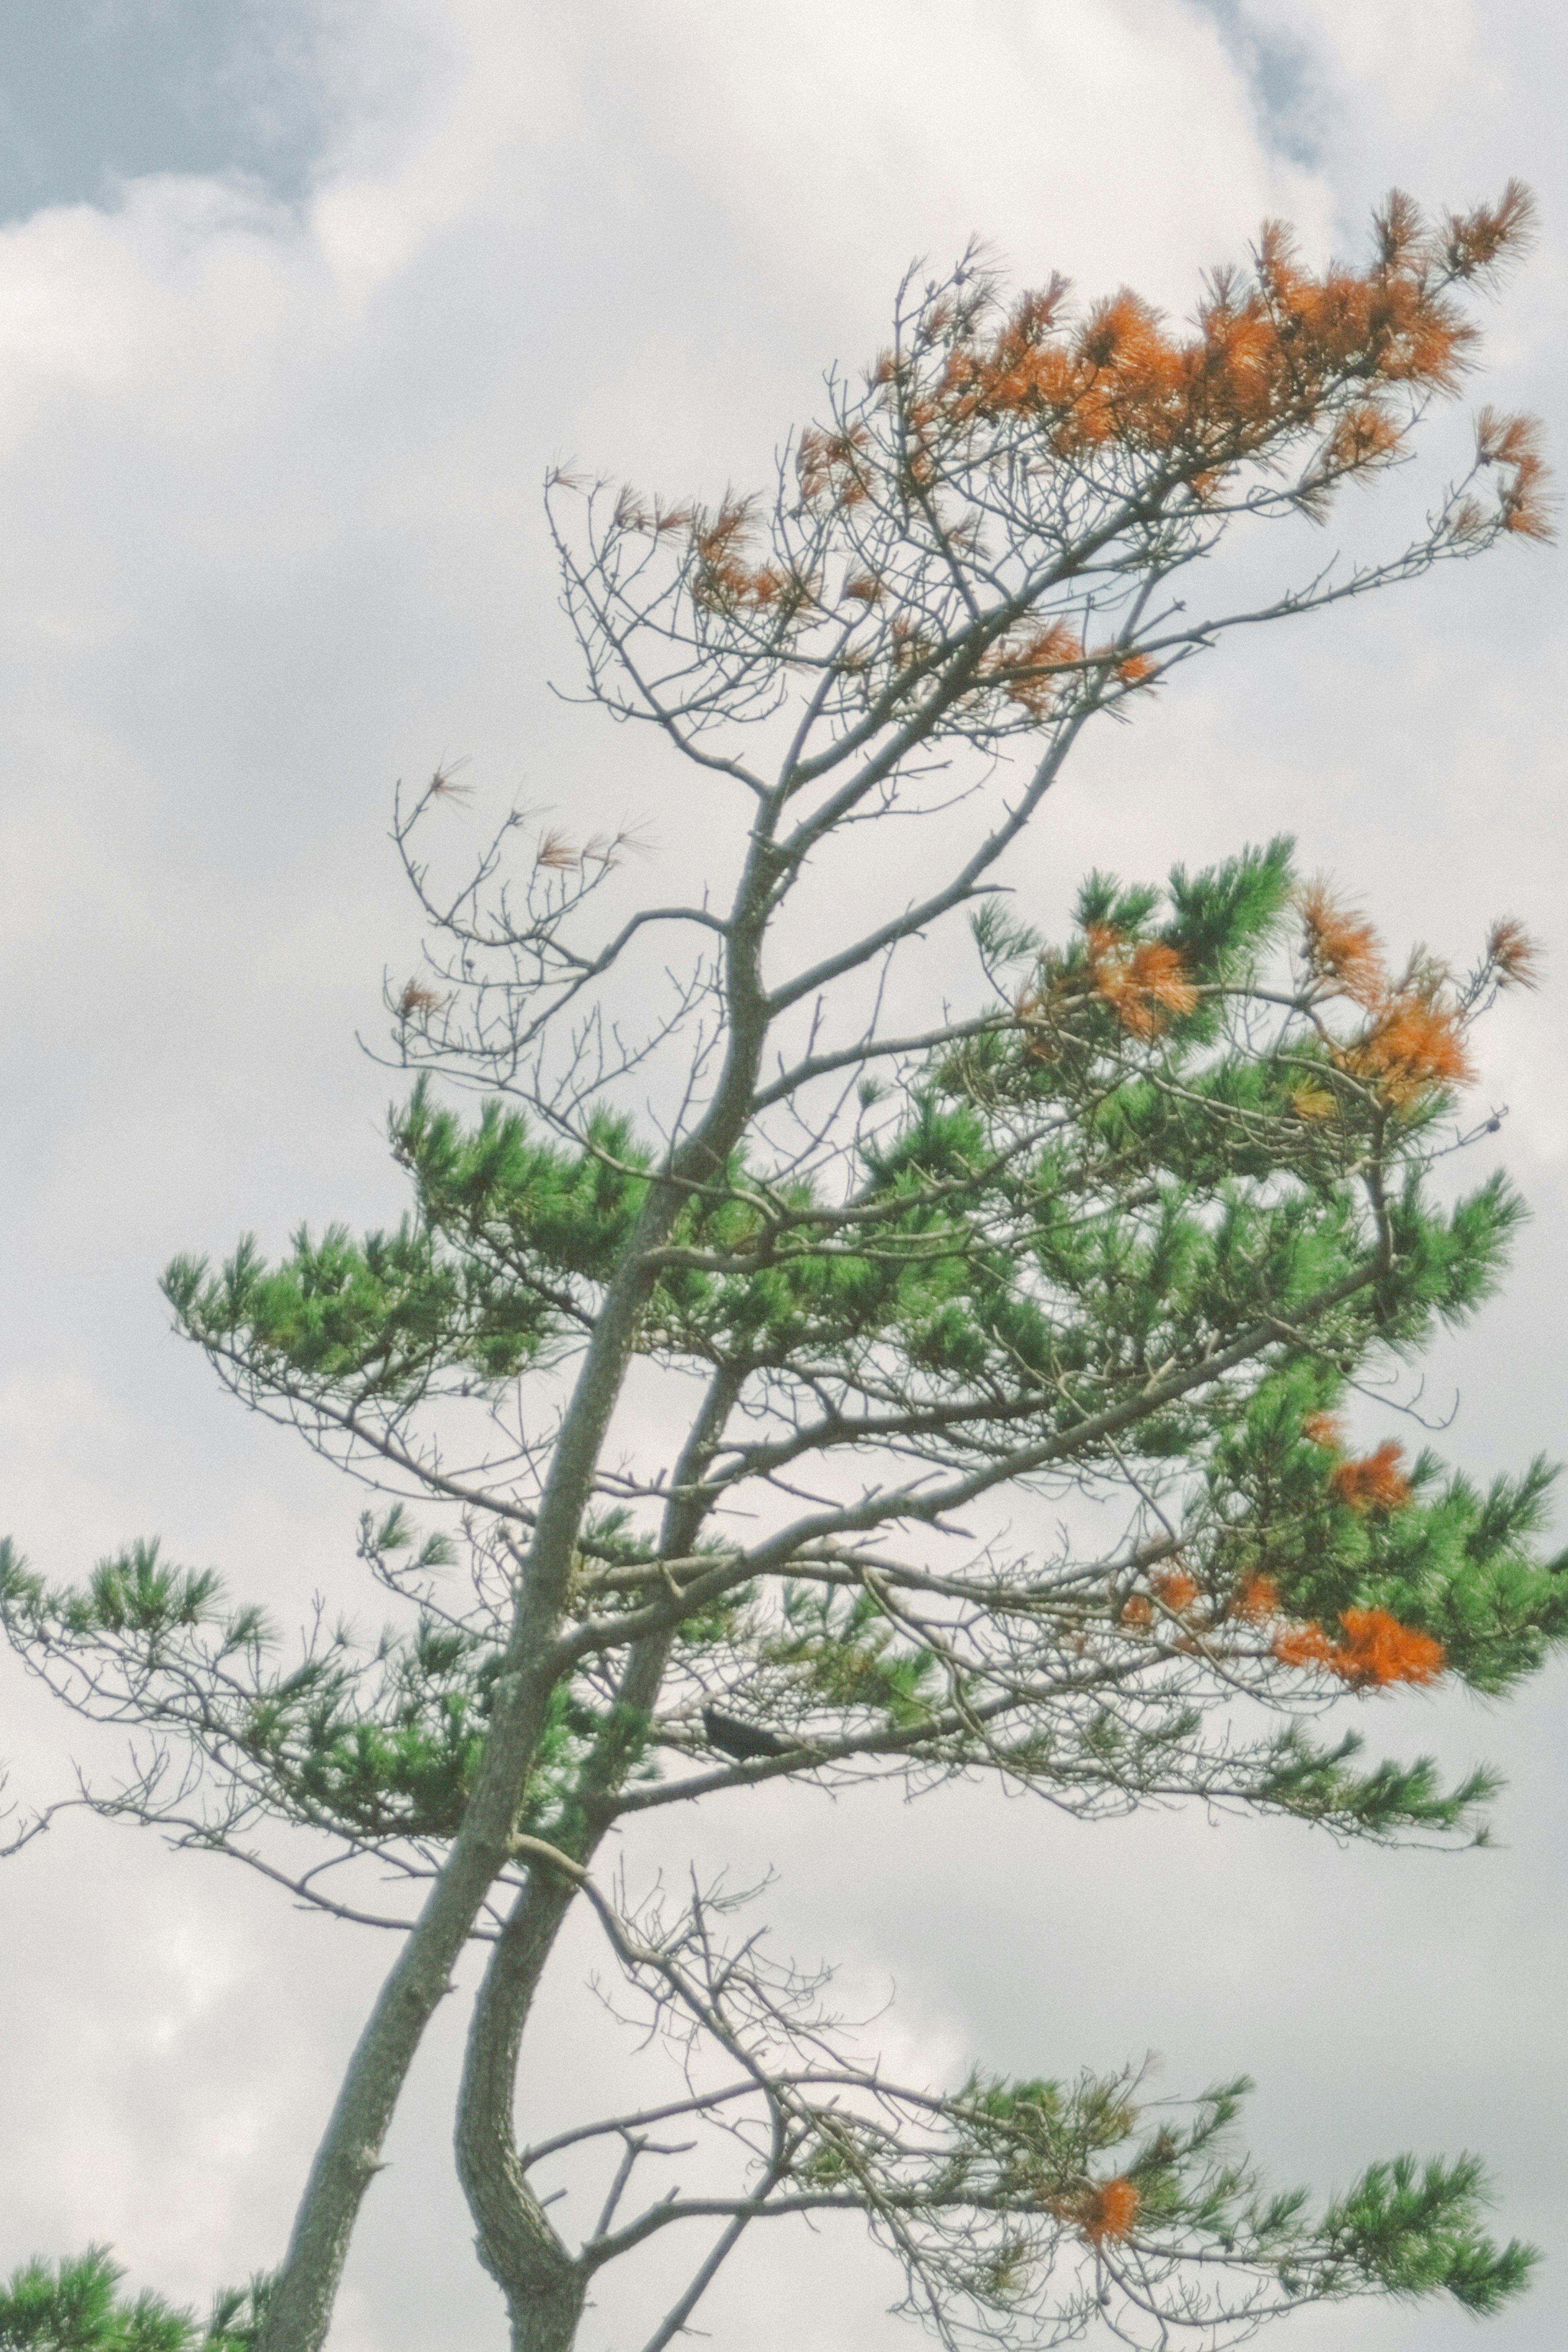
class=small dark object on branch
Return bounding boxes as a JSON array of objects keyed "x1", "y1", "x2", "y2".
[{"x1": 702, "y1": 1706, "x2": 793, "y2": 1761}]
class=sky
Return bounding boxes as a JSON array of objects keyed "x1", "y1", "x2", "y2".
[{"x1": 0, "y1": 3, "x2": 1565, "y2": 2349}]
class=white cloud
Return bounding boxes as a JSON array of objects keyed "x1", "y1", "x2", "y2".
[{"x1": 1, "y1": 4, "x2": 1564, "y2": 2346}]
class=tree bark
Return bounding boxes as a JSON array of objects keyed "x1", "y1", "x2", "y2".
[
  {"x1": 258, "y1": 832, "x2": 782, "y2": 2352},
  {"x1": 456, "y1": 1371, "x2": 743, "y2": 2348},
  {"x1": 456, "y1": 1871, "x2": 588, "y2": 2352}
]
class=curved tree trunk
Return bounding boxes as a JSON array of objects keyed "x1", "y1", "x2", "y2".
[
  {"x1": 256, "y1": 851, "x2": 781, "y2": 2352},
  {"x1": 455, "y1": 1373, "x2": 742, "y2": 2349},
  {"x1": 456, "y1": 1873, "x2": 588, "y2": 2351}
]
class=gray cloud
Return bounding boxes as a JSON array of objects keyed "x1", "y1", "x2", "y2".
[{"x1": 1, "y1": 4, "x2": 1564, "y2": 2347}]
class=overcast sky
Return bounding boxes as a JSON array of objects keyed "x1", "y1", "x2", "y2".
[{"x1": 1, "y1": 4, "x2": 1565, "y2": 2350}]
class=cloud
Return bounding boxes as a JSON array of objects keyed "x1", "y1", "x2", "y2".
[{"x1": 1, "y1": 4, "x2": 1564, "y2": 2347}]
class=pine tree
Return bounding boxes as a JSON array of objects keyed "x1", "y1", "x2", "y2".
[
  {"x1": 0, "y1": 2251, "x2": 269, "y2": 2352},
  {"x1": 2, "y1": 189, "x2": 1560, "y2": 2352}
]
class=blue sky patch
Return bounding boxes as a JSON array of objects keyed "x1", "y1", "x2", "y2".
[{"x1": 0, "y1": 0, "x2": 327, "y2": 221}]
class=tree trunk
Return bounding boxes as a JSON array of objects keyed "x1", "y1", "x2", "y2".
[
  {"x1": 257, "y1": 842, "x2": 781, "y2": 2352},
  {"x1": 457, "y1": 1371, "x2": 742, "y2": 2346},
  {"x1": 509, "y1": 2278, "x2": 588, "y2": 2352},
  {"x1": 457, "y1": 1872, "x2": 586, "y2": 2349}
]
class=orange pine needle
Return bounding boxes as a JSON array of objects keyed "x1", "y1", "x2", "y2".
[
  {"x1": 1302, "y1": 1411, "x2": 1344, "y2": 1451},
  {"x1": 1348, "y1": 997, "x2": 1473, "y2": 1102},
  {"x1": 1086, "y1": 930, "x2": 1199, "y2": 1038},
  {"x1": 1232, "y1": 1573, "x2": 1281, "y2": 1623},
  {"x1": 1331, "y1": 1440, "x2": 1414, "y2": 1513},
  {"x1": 1080, "y1": 2177, "x2": 1140, "y2": 2244},
  {"x1": 1273, "y1": 1621, "x2": 1340, "y2": 1673},
  {"x1": 1151, "y1": 1567, "x2": 1200, "y2": 1613},
  {"x1": 1336, "y1": 1607, "x2": 1446, "y2": 1685},
  {"x1": 1274, "y1": 1605, "x2": 1445, "y2": 1688},
  {"x1": 1301, "y1": 885, "x2": 1386, "y2": 1007},
  {"x1": 1486, "y1": 918, "x2": 1541, "y2": 990},
  {"x1": 989, "y1": 620, "x2": 1082, "y2": 716}
]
